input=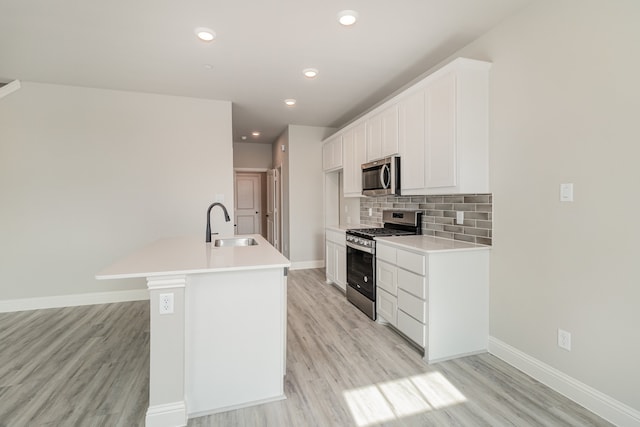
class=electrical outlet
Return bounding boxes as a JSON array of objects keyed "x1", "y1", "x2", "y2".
[
  {"x1": 159, "y1": 293, "x2": 174, "y2": 315},
  {"x1": 456, "y1": 211, "x2": 464, "y2": 225},
  {"x1": 558, "y1": 328, "x2": 571, "y2": 351},
  {"x1": 368, "y1": 208, "x2": 373, "y2": 216}
]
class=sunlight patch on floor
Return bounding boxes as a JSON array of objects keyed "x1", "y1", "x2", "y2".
[{"x1": 343, "y1": 371, "x2": 467, "y2": 426}]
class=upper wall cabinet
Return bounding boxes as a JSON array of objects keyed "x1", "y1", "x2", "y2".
[
  {"x1": 322, "y1": 134, "x2": 343, "y2": 172},
  {"x1": 399, "y1": 59, "x2": 491, "y2": 195},
  {"x1": 343, "y1": 121, "x2": 367, "y2": 197},
  {"x1": 366, "y1": 105, "x2": 399, "y2": 162}
]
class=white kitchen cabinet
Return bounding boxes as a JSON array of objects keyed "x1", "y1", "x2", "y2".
[
  {"x1": 366, "y1": 104, "x2": 399, "y2": 161},
  {"x1": 399, "y1": 58, "x2": 491, "y2": 195},
  {"x1": 376, "y1": 259, "x2": 397, "y2": 296},
  {"x1": 377, "y1": 288, "x2": 397, "y2": 327},
  {"x1": 322, "y1": 134, "x2": 343, "y2": 172},
  {"x1": 342, "y1": 122, "x2": 367, "y2": 197},
  {"x1": 376, "y1": 239, "x2": 489, "y2": 363},
  {"x1": 335, "y1": 244, "x2": 346, "y2": 288},
  {"x1": 325, "y1": 228, "x2": 346, "y2": 291},
  {"x1": 398, "y1": 89, "x2": 426, "y2": 192}
]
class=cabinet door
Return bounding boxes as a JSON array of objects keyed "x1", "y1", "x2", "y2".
[
  {"x1": 335, "y1": 244, "x2": 347, "y2": 291},
  {"x1": 381, "y1": 105, "x2": 399, "y2": 157},
  {"x1": 426, "y1": 72, "x2": 457, "y2": 188},
  {"x1": 366, "y1": 115, "x2": 382, "y2": 161},
  {"x1": 325, "y1": 242, "x2": 336, "y2": 282},
  {"x1": 398, "y1": 90, "x2": 426, "y2": 192},
  {"x1": 377, "y1": 288, "x2": 397, "y2": 326},
  {"x1": 323, "y1": 136, "x2": 343, "y2": 171},
  {"x1": 322, "y1": 142, "x2": 333, "y2": 171},
  {"x1": 343, "y1": 122, "x2": 367, "y2": 196},
  {"x1": 333, "y1": 137, "x2": 343, "y2": 169},
  {"x1": 366, "y1": 105, "x2": 398, "y2": 161},
  {"x1": 376, "y1": 260, "x2": 397, "y2": 296}
]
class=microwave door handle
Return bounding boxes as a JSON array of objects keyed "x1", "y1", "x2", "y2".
[{"x1": 380, "y1": 164, "x2": 391, "y2": 189}]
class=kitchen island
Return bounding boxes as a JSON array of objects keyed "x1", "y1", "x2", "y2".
[{"x1": 96, "y1": 234, "x2": 290, "y2": 427}]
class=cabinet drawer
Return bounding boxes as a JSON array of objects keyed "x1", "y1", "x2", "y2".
[
  {"x1": 397, "y1": 310, "x2": 426, "y2": 347},
  {"x1": 397, "y1": 249, "x2": 425, "y2": 275},
  {"x1": 376, "y1": 244, "x2": 396, "y2": 264},
  {"x1": 326, "y1": 229, "x2": 345, "y2": 245},
  {"x1": 398, "y1": 289, "x2": 426, "y2": 323},
  {"x1": 397, "y1": 268, "x2": 426, "y2": 299},
  {"x1": 376, "y1": 260, "x2": 397, "y2": 296},
  {"x1": 376, "y1": 288, "x2": 397, "y2": 326}
]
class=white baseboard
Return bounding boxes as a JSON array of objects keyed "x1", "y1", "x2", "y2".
[
  {"x1": 489, "y1": 336, "x2": 640, "y2": 427},
  {"x1": 146, "y1": 401, "x2": 187, "y2": 427},
  {"x1": 188, "y1": 394, "x2": 286, "y2": 419},
  {"x1": 0, "y1": 289, "x2": 149, "y2": 313},
  {"x1": 290, "y1": 260, "x2": 324, "y2": 270}
]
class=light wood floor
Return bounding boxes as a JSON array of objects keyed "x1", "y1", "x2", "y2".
[{"x1": 0, "y1": 269, "x2": 612, "y2": 426}]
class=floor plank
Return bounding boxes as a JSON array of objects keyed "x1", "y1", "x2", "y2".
[
  {"x1": 0, "y1": 269, "x2": 612, "y2": 426},
  {"x1": 0, "y1": 301, "x2": 149, "y2": 427}
]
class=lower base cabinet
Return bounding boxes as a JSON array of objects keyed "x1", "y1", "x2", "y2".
[
  {"x1": 377, "y1": 288, "x2": 397, "y2": 326},
  {"x1": 325, "y1": 229, "x2": 346, "y2": 292},
  {"x1": 376, "y1": 240, "x2": 489, "y2": 363}
]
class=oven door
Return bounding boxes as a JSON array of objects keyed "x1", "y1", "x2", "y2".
[{"x1": 346, "y1": 243, "x2": 375, "y2": 301}]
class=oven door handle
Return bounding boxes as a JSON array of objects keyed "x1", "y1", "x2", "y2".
[{"x1": 346, "y1": 241, "x2": 375, "y2": 254}]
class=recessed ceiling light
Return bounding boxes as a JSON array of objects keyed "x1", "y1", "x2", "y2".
[
  {"x1": 284, "y1": 98, "x2": 296, "y2": 106},
  {"x1": 203, "y1": 64, "x2": 213, "y2": 70},
  {"x1": 252, "y1": 131, "x2": 261, "y2": 137},
  {"x1": 303, "y1": 68, "x2": 319, "y2": 78},
  {"x1": 195, "y1": 27, "x2": 216, "y2": 42},
  {"x1": 241, "y1": 136, "x2": 247, "y2": 140},
  {"x1": 337, "y1": 10, "x2": 358, "y2": 26}
]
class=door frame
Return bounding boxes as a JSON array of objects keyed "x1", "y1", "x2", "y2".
[{"x1": 234, "y1": 168, "x2": 268, "y2": 237}]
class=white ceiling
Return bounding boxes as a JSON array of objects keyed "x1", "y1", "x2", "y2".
[{"x1": 0, "y1": 0, "x2": 532, "y2": 144}]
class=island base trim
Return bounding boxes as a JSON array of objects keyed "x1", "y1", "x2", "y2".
[
  {"x1": 188, "y1": 394, "x2": 286, "y2": 419},
  {"x1": 146, "y1": 401, "x2": 187, "y2": 427}
]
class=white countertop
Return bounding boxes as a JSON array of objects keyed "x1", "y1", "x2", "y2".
[
  {"x1": 96, "y1": 234, "x2": 290, "y2": 280},
  {"x1": 376, "y1": 235, "x2": 491, "y2": 254}
]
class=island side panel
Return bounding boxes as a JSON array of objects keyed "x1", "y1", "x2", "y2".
[
  {"x1": 185, "y1": 268, "x2": 286, "y2": 417},
  {"x1": 146, "y1": 275, "x2": 187, "y2": 427}
]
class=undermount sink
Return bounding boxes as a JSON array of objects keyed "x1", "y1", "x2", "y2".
[{"x1": 213, "y1": 237, "x2": 258, "y2": 247}]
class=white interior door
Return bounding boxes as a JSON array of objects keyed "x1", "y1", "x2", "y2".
[
  {"x1": 234, "y1": 172, "x2": 262, "y2": 235},
  {"x1": 266, "y1": 169, "x2": 278, "y2": 249}
]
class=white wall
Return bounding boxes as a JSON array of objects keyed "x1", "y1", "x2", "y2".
[
  {"x1": 233, "y1": 142, "x2": 273, "y2": 169},
  {"x1": 449, "y1": 0, "x2": 640, "y2": 413},
  {"x1": 273, "y1": 125, "x2": 334, "y2": 267},
  {"x1": 0, "y1": 82, "x2": 234, "y2": 301},
  {"x1": 288, "y1": 125, "x2": 334, "y2": 267}
]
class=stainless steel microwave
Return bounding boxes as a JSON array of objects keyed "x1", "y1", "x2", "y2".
[{"x1": 362, "y1": 156, "x2": 400, "y2": 197}]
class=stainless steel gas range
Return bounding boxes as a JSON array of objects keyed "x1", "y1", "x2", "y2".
[{"x1": 345, "y1": 210, "x2": 422, "y2": 320}]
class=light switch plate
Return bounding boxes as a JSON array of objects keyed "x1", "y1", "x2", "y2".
[
  {"x1": 456, "y1": 211, "x2": 464, "y2": 224},
  {"x1": 560, "y1": 183, "x2": 574, "y2": 202}
]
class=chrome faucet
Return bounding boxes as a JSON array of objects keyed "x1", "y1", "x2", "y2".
[{"x1": 206, "y1": 202, "x2": 231, "y2": 242}]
